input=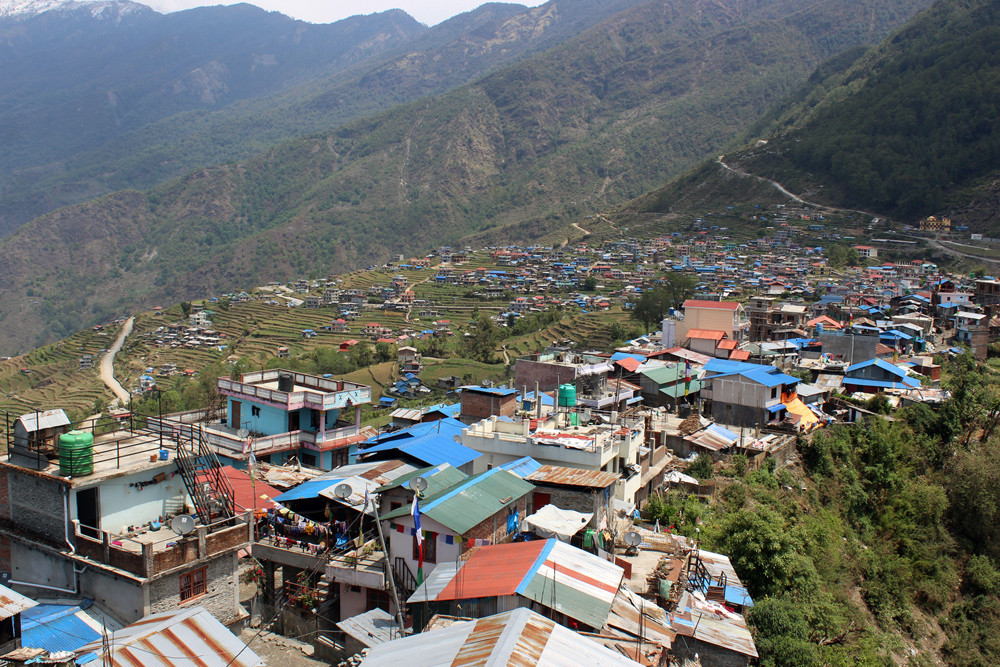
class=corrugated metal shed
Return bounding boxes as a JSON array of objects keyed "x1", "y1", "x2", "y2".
[
  {"x1": 336, "y1": 608, "x2": 401, "y2": 648},
  {"x1": 526, "y1": 465, "x2": 618, "y2": 489},
  {"x1": 16, "y1": 409, "x2": 70, "y2": 432},
  {"x1": 359, "y1": 608, "x2": 640, "y2": 666},
  {"x1": 74, "y1": 606, "x2": 264, "y2": 667},
  {"x1": 407, "y1": 540, "x2": 624, "y2": 630},
  {"x1": 381, "y1": 468, "x2": 533, "y2": 535},
  {"x1": 20, "y1": 603, "x2": 104, "y2": 654},
  {"x1": 669, "y1": 590, "x2": 757, "y2": 658},
  {"x1": 0, "y1": 583, "x2": 36, "y2": 620}
]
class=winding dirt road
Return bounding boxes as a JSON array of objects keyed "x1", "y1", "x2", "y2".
[{"x1": 100, "y1": 316, "x2": 133, "y2": 406}]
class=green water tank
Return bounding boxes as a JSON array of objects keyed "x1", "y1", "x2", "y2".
[
  {"x1": 59, "y1": 430, "x2": 94, "y2": 477},
  {"x1": 557, "y1": 383, "x2": 576, "y2": 408}
]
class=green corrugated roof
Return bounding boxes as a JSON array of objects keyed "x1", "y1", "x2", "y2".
[
  {"x1": 520, "y1": 578, "x2": 611, "y2": 629},
  {"x1": 659, "y1": 379, "x2": 703, "y2": 398},
  {"x1": 375, "y1": 463, "x2": 466, "y2": 496},
  {"x1": 641, "y1": 365, "x2": 687, "y2": 385},
  {"x1": 380, "y1": 468, "x2": 533, "y2": 535}
]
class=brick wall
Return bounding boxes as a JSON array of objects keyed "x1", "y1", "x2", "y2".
[
  {"x1": 460, "y1": 391, "x2": 516, "y2": 421},
  {"x1": 0, "y1": 470, "x2": 9, "y2": 521},
  {"x1": 461, "y1": 494, "x2": 530, "y2": 551},
  {"x1": 149, "y1": 552, "x2": 240, "y2": 625}
]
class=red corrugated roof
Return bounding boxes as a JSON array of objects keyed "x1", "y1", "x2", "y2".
[
  {"x1": 220, "y1": 466, "x2": 279, "y2": 512},
  {"x1": 614, "y1": 357, "x2": 642, "y2": 373},
  {"x1": 687, "y1": 329, "x2": 727, "y2": 340},
  {"x1": 729, "y1": 350, "x2": 751, "y2": 361},
  {"x1": 717, "y1": 339, "x2": 738, "y2": 350},
  {"x1": 437, "y1": 541, "x2": 545, "y2": 600}
]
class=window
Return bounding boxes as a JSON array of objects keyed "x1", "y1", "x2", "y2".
[
  {"x1": 301, "y1": 452, "x2": 317, "y2": 468},
  {"x1": 179, "y1": 567, "x2": 207, "y2": 602},
  {"x1": 413, "y1": 531, "x2": 437, "y2": 564},
  {"x1": 771, "y1": 387, "x2": 778, "y2": 399},
  {"x1": 251, "y1": 405, "x2": 260, "y2": 417}
]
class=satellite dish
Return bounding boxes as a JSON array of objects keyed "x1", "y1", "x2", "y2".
[
  {"x1": 170, "y1": 515, "x2": 197, "y2": 536},
  {"x1": 333, "y1": 483, "x2": 353, "y2": 500},
  {"x1": 409, "y1": 477, "x2": 428, "y2": 493},
  {"x1": 237, "y1": 428, "x2": 250, "y2": 439},
  {"x1": 623, "y1": 531, "x2": 642, "y2": 547},
  {"x1": 452, "y1": 435, "x2": 462, "y2": 443}
]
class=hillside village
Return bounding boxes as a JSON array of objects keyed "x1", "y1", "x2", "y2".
[{"x1": 0, "y1": 205, "x2": 998, "y2": 667}]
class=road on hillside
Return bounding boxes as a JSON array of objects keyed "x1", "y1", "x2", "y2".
[
  {"x1": 716, "y1": 157, "x2": 884, "y2": 221},
  {"x1": 100, "y1": 316, "x2": 134, "y2": 406}
]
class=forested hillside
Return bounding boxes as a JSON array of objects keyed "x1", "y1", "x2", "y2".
[
  {"x1": 686, "y1": 353, "x2": 1000, "y2": 666},
  {"x1": 728, "y1": 0, "x2": 1000, "y2": 226},
  {"x1": 0, "y1": 0, "x2": 649, "y2": 235},
  {"x1": 0, "y1": 0, "x2": 933, "y2": 353}
]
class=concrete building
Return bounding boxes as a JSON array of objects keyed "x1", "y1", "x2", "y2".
[
  {"x1": 700, "y1": 360, "x2": 800, "y2": 428},
  {"x1": 211, "y1": 370, "x2": 373, "y2": 470},
  {"x1": 460, "y1": 412, "x2": 646, "y2": 506},
  {"x1": 0, "y1": 413, "x2": 250, "y2": 628},
  {"x1": 676, "y1": 300, "x2": 749, "y2": 343}
]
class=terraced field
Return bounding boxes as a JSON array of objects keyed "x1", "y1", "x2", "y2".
[{"x1": 0, "y1": 326, "x2": 117, "y2": 418}]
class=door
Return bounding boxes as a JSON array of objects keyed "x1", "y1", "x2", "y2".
[
  {"x1": 77, "y1": 488, "x2": 100, "y2": 538},
  {"x1": 231, "y1": 401, "x2": 241, "y2": 429},
  {"x1": 534, "y1": 492, "x2": 550, "y2": 512},
  {"x1": 288, "y1": 410, "x2": 300, "y2": 432}
]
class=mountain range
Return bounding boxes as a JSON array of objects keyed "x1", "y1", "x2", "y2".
[{"x1": 0, "y1": 0, "x2": 939, "y2": 353}]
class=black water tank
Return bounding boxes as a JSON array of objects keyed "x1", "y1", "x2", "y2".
[{"x1": 277, "y1": 373, "x2": 294, "y2": 392}]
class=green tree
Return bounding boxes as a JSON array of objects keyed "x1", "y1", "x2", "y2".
[{"x1": 631, "y1": 274, "x2": 697, "y2": 332}]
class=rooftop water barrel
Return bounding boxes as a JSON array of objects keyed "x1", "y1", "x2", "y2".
[
  {"x1": 59, "y1": 430, "x2": 94, "y2": 477},
  {"x1": 816, "y1": 322, "x2": 824, "y2": 334},
  {"x1": 557, "y1": 384, "x2": 576, "y2": 408},
  {"x1": 277, "y1": 372, "x2": 294, "y2": 392}
]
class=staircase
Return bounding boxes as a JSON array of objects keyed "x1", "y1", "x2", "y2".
[
  {"x1": 392, "y1": 557, "x2": 418, "y2": 600},
  {"x1": 173, "y1": 423, "x2": 236, "y2": 525}
]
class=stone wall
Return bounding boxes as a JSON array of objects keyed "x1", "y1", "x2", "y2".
[
  {"x1": 5, "y1": 467, "x2": 67, "y2": 544},
  {"x1": 149, "y1": 551, "x2": 241, "y2": 625}
]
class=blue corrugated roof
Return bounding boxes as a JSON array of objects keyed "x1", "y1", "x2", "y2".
[
  {"x1": 610, "y1": 352, "x2": 647, "y2": 363},
  {"x1": 844, "y1": 358, "x2": 912, "y2": 379},
  {"x1": 272, "y1": 478, "x2": 342, "y2": 502},
  {"x1": 21, "y1": 604, "x2": 101, "y2": 654},
  {"x1": 498, "y1": 456, "x2": 542, "y2": 478},
  {"x1": 361, "y1": 431, "x2": 481, "y2": 468}
]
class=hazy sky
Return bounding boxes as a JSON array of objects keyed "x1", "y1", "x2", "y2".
[{"x1": 141, "y1": 1, "x2": 546, "y2": 26}]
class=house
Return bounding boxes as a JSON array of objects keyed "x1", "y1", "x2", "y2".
[
  {"x1": 700, "y1": 359, "x2": 800, "y2": 428},
  {"x1": 519, "y1": 464, "x2": 621, "y2": 534},
  {"x1": 405, "y1": 540, "x2": 624, "y2": 632},
  {"x1": 360, "y1": 608, "x2": 641, "y2": 667},
  {"x1": 675, "y1": 300, "x2": 748, "y2": 343},
  {"x1": 0, "y1": 411, "x2": 251, "y2": 627},
  {"x1": 379, "y1": 468, "x2": 534, "y2": 602},
  {"x1": 10, "y1": 410, "x2": 71, "y2": 459},
  {"x1": 842, "y1": 358, "x2": 921, "y2": 393},
  {"x1": 397, "y1": 346, "x2": 421, "y2": 374},
  {"x1": 854, "y1": 245, "x2": 877, "y2": 259},
  {"x1": 215, "y1": 370, "x2": 373, "y2": 470},
  {"x1": 955, "y1": 311, "x2": 989, "y2": 359},
  {"x1": 461, "y1": 413, "x2": 647, "y2": 506},
  {"x1": 73, "y1": 606, "x2": 263, "y2": 666},
  {"x1": 639, "y1": 364, "x2": 701, "y2": 408},
  {"x1": 0, "y1": 584, "x2": 35, "y2": 655},
  {"x1": 458, "y1": 386, "x2": 518, "y2": 423}
]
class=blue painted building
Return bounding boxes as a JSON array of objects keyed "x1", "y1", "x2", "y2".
[{"x1": 215, "y1": 369, "x2": 372, "y2": 470}]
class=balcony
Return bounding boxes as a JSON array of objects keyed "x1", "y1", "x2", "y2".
[
  {"x1": 218, "y1": 370, "x2": 372, "y2": 412},
  {"x1": 72, "y1": 512, "x2": 251, "y2": 579}
]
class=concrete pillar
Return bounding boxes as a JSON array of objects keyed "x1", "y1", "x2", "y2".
[{"x1": 354, "y1": 406, "x2": 361, "y2": 427}]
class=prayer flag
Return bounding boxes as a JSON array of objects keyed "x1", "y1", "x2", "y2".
[{"x1": 412, "y1": 496, "x2": 424, "y2": 584}]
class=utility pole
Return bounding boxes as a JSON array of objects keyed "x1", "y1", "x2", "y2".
[{"x1": 373, "y1": 493, "x2": 407, "y2": 637}]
